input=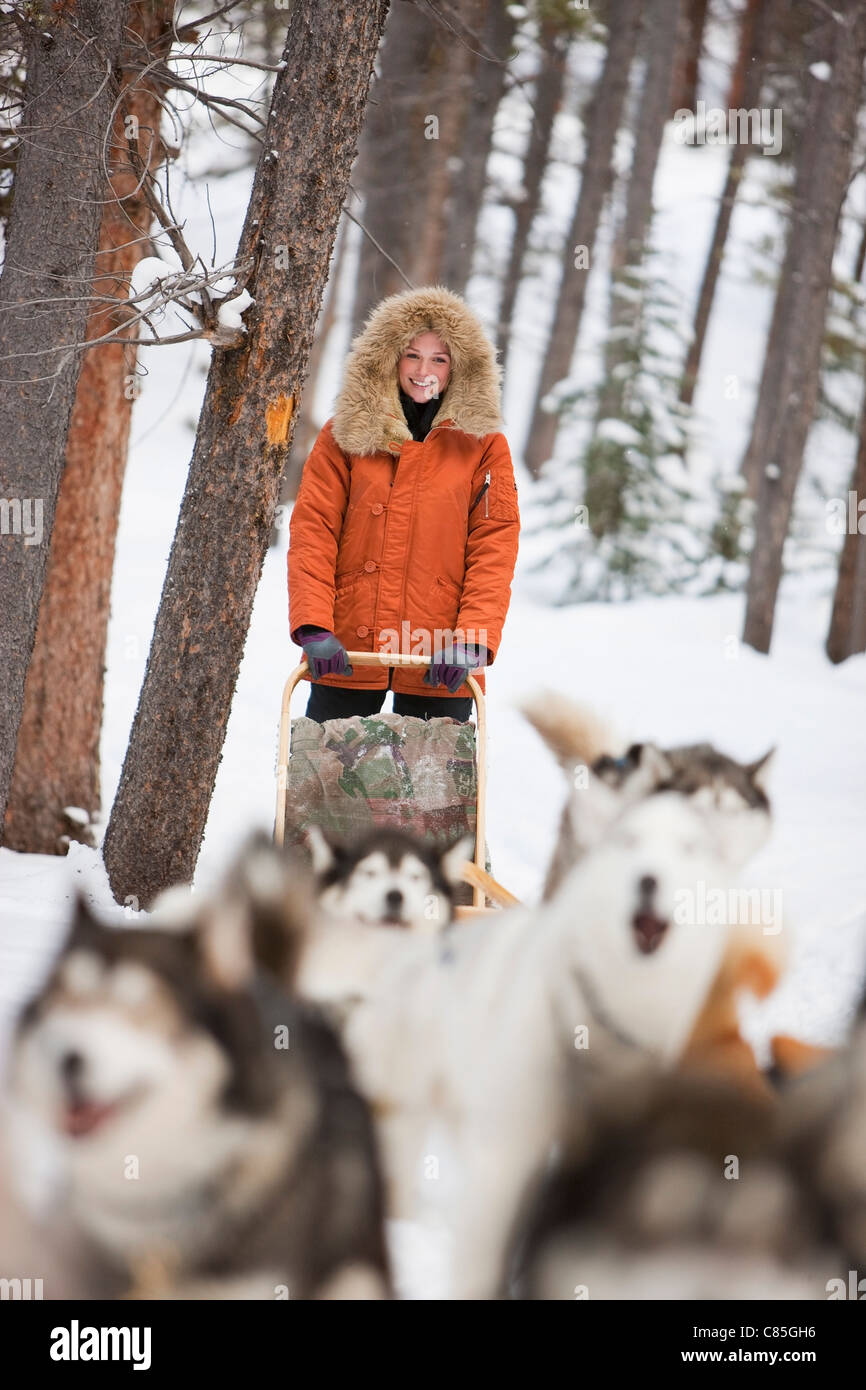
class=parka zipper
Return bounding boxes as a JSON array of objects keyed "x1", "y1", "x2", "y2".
[{"x1": 469, "y1": 470, "x2": 491, "y2": 518}]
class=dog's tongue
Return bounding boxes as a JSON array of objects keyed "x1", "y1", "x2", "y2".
[
  {"x1": 632, "y1": 911, "x2": 669, "y2": 955},
  {"x1": 63, "y1": 1099, "x2": 115, "y2": 1138}
]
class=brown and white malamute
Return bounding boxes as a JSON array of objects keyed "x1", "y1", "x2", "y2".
[{"x1": 6, "y1": 839, "x2": 391, "y2": 1300}]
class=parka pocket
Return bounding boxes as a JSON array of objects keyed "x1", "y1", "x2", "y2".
[
  {"x1": 334, "y1": 568, "x2": 373, "y2": 641},
  {"x1": 335, "y1": 567, "x2": 366, "y2": 596},
  {"x1": 434, "y1": 574, "x2": 462, "y2": 600},
  {"x1": 469, "y1": 464, "x2": 520, "y2": 524},
  {"x1": 426, "y1": 575, "x2": 463, "y2": 635}
]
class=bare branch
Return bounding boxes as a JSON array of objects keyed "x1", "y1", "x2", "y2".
[
  {"x1": 174, "y1": 0, "x2": 250, "y2": 41},
  {"x1": 125, "y1": 59, "x2": 267, "y2": 133},
  {"x1": 166, "y1": 50, "x2": 287, "y2": 74},
  {"x1": 341, "y1": 197, "x2": 415, "y2": 291},
  {"x1": 121, "y1": 121, "x2": 217, "y2": 331}
]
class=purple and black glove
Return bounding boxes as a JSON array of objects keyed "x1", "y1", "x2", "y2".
[
  {"x1": 295, "y1": 626, "x2": 353, "y2": 679},
  {"x1": 424, "y1": 642, "x2": 487, "y2": 694}
]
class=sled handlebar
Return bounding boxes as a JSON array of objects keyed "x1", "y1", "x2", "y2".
[{"x1": 274, "y1": 654, "x2": 487, "y2": 908}]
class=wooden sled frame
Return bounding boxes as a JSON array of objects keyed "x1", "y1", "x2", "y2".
[{"x1": 274, "y1": 651, "x2": 518, "y2": 914}]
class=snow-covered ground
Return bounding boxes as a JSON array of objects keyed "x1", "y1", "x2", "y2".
[{"x1": 2, "y1": 21, "x2": 866, "y2": 1298}]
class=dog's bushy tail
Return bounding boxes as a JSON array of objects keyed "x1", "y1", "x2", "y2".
[{"x1": 518, "y1": 691, "x2": 622, "y2": 772}]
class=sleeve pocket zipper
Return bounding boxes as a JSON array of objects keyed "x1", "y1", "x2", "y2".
[{"x1": 469, "y1": 469, "x2": 491, "y2": 518}]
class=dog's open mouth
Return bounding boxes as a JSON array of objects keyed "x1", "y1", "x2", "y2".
[
  {"x1": 632, "y1": 911, "x2": 669, "y2": 955},
  {"x1": 380, "y1": 911, "x2": 408, "y2": 927},
  {"x1": 62, "y1": 1097, "x2": 122, "y2": 1138},
  {"x1": 61, "y1": 1085, "x2": 145, "y2": 1139}
]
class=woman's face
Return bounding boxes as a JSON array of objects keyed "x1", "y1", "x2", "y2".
[{"x1": 398, "y1": 332, "x2": 451, "y2": 403}]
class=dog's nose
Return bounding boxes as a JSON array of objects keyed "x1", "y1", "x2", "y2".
[
  {"x1": 638, "y1": 874, "x2": 658, "y2": 900},
  {"x1": 60, "y1": 1050, "x2": 85, "y2": 1084},
  {"x1": 385, "y1": 889, "x2": 403, "y2": 911}
]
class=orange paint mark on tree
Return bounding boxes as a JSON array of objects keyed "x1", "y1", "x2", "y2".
[{"x1": 266, "y1": 393, "x2": 296, "y2": 447}]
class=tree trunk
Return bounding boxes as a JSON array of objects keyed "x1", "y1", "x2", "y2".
[
  {"x1": 594, "y1": 0, "x2": 681, "y2": 431},
  {"x1": 739, "y1": 12, "x2": 818, "y2": 500},
  {"x1": 742, "y1": 2, "x2": 866, "y2": 654},
  {"x1": 670, "y1": 0, "x2": 709, "y2": 116},
  {"x1": 725, "y1": 0, "x2": 761, "y2": 110},
  {"x1": 102, "y1": 0, "x2": 391, "y2": 908},
  {"x1": 399, "y1": 5, "x2": 478, "y2": 291},
  {"x1": 4, "y1": 0, "x2": 174, "y2": 856},
  {"x1": 852, "y1": 216, "x2": 866, "y2": 284},
  {"x1": 523, "y1": 0, "x2": 641, "y2": 478},
  {"x1": 826, "y1": 390, "x2": 866, "y2": 662},
  {"x1": 495, "y1": 16, "x2": 570, "y2": 368},
  {"x1": 278, "y1": 215, "x2": 348, "y2": 505},
  {"x1": 438, "y1": 0, "x2": 516, "y2": 295},
  {"x1": 349, "y1": 0, "x2": 510, "y2": 330},
  {"x1": 348, "y1": 2, "x2": 431, "y2": 339},
  {"x1": 0, "y1": 0, "x2": 128, "y2": 837},
  {"x1": 679, "y1": 0, "x2": 780, "y2": 406}
]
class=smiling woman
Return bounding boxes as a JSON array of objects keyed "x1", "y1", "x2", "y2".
[{"x1": 287, "y1": 285, "x2": 521, "y2": 724}]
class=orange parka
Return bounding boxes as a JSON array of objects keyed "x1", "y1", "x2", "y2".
[{"x1": 288, "y1": 286, "x2": 520, "y2": 698}]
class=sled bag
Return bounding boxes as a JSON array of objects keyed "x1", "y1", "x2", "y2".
[{"x1": 281, "y1": 712, "x2": 484, "y2": 861}]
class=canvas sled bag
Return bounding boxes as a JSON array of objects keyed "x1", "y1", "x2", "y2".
[{"x1": 281, "y1": 713, "x2": 489, "y2": 889}]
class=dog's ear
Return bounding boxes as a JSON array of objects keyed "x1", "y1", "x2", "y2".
[
  {"x1": 195, "y1": 834, "x2": 313, "y2": 990},
  {"x1": 194, "y1": 898, "x2": 256, "y2": 991},
  {"x1": 747, "y1": 747, "x2": 775, "y2": 797},
  {"x1": 305, "y1": 824, "x2": 337, "y2": 876},
  {"x1": 149, "y1": 882, "x2": 199, "y2": 932},
  {"x1": 568, "y1": 770, "x2": 626, "y2": 854},
  {"x1": 65, "y1": 892, "x2": 107, "y2": 947},
  {"x1": 595, "y1": 743, "x2": 674, "y2": 798},
  {"x1": 633, "y1": 742, "x2": 675, "y2": 789},
  {"x1": 440, "y1": 834, "x2": 475, "y2": 888}
]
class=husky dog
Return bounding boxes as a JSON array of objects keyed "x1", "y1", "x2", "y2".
[
  {"x1": 508, "y1": 1067, "x2": 836, "y2": 1301},
  {"x1": 520, "y1": 691, "x2": 774, "y2": 898},
  {"x1": 5, "y1": 840, "x2": 390, "y2": 1300},
  {"x1": 300, "y1": 770, "x2": 779, "y2": 1296},
  {"x1": 305, "y1": 825, "x2": 472, "y2": 934},
  {"x1": 777, "y1": 1006, "x2": 866, "y2": 1281}
]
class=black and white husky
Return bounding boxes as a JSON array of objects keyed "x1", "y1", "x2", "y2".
[
  {"x1": 521, "y1": 691, "x2": 774, "y2": 898},
  {"x1": 305, "y1": 825, "x2": 472, "y2": 933},
  {"x1": 298, "y1": 762, "x2": 782, "y2": 1297},
  {"x1": 5, "y1": 840, "x2": 390, "y2": 1300},
  {"x1": 511, "y1": 1005, "x2": 866, "y2": 1301},
  {"x1": 508, "y1": 1067, "x2": 831, "y2": 1301}
]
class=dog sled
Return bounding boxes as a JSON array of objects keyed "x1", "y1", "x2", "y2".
[{"x1": 274, "y1": 651, "x2": 519, "y2": 917}]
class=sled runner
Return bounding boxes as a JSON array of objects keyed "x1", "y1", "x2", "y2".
[{"x1": 274, "y1": 652, "x2": 518, "y2": 915}]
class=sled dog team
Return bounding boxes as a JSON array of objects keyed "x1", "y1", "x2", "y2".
[{"x1": 2, "y1": 696, "x2": 861, "y2": 1300}]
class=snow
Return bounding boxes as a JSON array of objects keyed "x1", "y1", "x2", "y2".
[
  {"x1": 216, "y1": 288, "x2": 254, "y2": 330},
  {"x1": 595, "y1": 417, "x2": 644, "y2": 447},
  {"x1": 128, "y1": 252, "x2": 183, "y2": 304},
  {"x1": 809, "y1": 62, "x2": 832, "y2": 82}
]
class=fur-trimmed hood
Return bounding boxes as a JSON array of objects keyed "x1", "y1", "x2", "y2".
[{"x1": 331, "y1": 285, "x2": 504, "y2": 456}]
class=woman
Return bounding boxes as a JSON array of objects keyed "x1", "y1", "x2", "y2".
[{"x1": 288, "y1": 285, "x2": 520, "y2": 723}]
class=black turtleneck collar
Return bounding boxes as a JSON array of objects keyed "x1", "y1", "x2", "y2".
[{"x1": 399, "y1": 386, "x2": 444, "y2": 442}]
